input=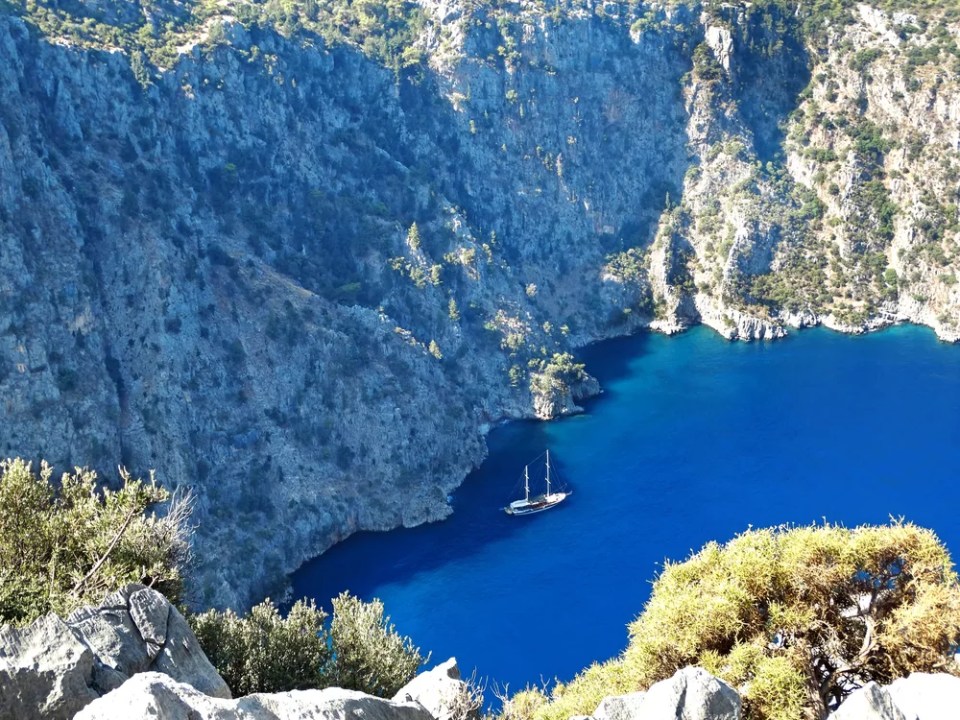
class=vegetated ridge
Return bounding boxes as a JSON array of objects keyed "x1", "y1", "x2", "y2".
[{"x1": 2, "y1": 0, "x2": 960, "y2": 608}]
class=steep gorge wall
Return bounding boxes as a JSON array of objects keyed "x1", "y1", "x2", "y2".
[
  {"x1": 0, "y1": 4, "x2": 690, "y2": 608},
  {"x1": 1, "y1": 0, "x2": 958, "y2": 608}
]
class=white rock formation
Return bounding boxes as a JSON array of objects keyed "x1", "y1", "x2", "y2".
[
  {"x1": 887, "y1": 672, "x2": 960, "y2": 719},
  {"x1": 831, "y1": 673, "x2": 960, "y2": 719},
  {"x1": 704, "y1": 24, "x2": 734, "y2": 73},
  {"x1": 593, "y1": 691, "x2": 647, "y2": 720},
  {"x1": 393, "y1": 657, "x2": 478, "y2": 720},
  {"x1": 76, "y1": 672, "x2": 438, "y2": 720},
  {"x1": 831, "y1": 682, "x2": 907, "y2": 720}
]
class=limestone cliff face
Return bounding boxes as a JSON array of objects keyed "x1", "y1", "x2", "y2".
[
  {"x1": 1, "y1": 1, "x2": 958, "y2": 608},
  {"x1": 654, "y1": 2, "x2": 960, "y2": 341}
]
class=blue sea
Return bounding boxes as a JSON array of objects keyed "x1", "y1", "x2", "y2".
[{"x1": 292, "y1": 325, "x2": 960, "y2": 695}]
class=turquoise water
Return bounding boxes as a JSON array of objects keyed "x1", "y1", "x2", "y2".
[{"x1": 292, "y1": 325, "x2": 960, "y2": 693}]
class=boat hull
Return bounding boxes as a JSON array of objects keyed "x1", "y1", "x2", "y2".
[{"x1": 503, "y1": 491, "x2": 570, "y2": 516}]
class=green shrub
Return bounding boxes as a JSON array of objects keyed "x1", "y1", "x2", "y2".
[
  {"x1": 191, "y1": 598, "x2": 331, "y2": 695},
  {"x1": 523, "y1": 523, "x2": 960, "y2": 720},
  {"x1": 331, "y1": 591, "x2": 428, "y2": 696},
  {"x1": 191, "y1": 591, "x2": 427, "y2": 697},
  {"x1": 692, "y1": 42, "x2": 724, "y2": 82},
  {"x1": 0, "y1": 458, "x2": 191, "y2": 625}
]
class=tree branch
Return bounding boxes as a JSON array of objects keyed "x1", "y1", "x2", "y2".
[{"x1": 71, "y1": 505, "x2": 138, "y2": 598}]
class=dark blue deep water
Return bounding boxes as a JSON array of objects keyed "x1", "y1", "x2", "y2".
[{"x1": 292, "y1": 325, "x2": 960, "y2": 694}]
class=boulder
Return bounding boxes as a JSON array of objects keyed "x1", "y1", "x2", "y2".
[
  {"x1": 0, "y1": 584, "x2": 229, "y2": 719},
  {"x1": 831, "y1": 682, "x2": 906, "y2": 720},
  {"x1": 642, "y1": 667, "x2": 740, "y2": 720},
  {"x1": 76, "y1": 672, "x2": 439, "y2": 720},
  {"x1": 591, "y1": 668, "x2": 739, "y2": 720},
  {"x1": 393, "y1": 657, "x2": 479, "y2": 720},
  {"x1": 0, "y1": 614, "x2": 100, "y2": 719},
  {"x1": 593, "y1": 691, "x2": 647, "y2": 720},
  {"x1": 830, "y1": 674, "x2": 960, "y2": 720},
  {"x1": 886, "y1": 672, "x2": 960, "y2": 720}
]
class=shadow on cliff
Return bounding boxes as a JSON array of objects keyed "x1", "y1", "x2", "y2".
[{"x1": 732, "y1": 6, "x2": 812, "y2": 163}]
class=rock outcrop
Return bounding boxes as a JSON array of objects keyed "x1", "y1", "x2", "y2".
[
  {"x1": 592, "y1": 691, "x2": 647, "y2": 720},
  {"x1": 75, "y1": 672, "x2": 437, "y2": 720},
  {"x1": 831, "y1": 682, "x2": 907, "y2": 720},
  {"x1": 393, "y1": 656, "x2": 478, "y2": 720},
  {"x1": 0, "y1": 584, "x2": 229, "y2": 720},
  {"x1": 833, "y1": 672, "x2": 960, "y2": 720},
  {"x1": 586, "y1": 668, "x2": 960, "y2": 720},
  {"x1": 590, "y1": 667, "x2": 740, "y2": 720}
]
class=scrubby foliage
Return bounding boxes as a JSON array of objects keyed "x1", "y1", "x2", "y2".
[
  {"x1": 510, "y1": 523, "x2": 960, "y2": 720},
  {"x1": 0, "y1": 458, "x2": 191, "y2": 625},
  {"x1": 190, "y1": 591, "x2": 427, "y2": 697},
  {"x1": 191, "y1": 598, "x2": 331, "y2": 695},
  {"x1": 331, "y1": 591, "x2": 428, "y2": 696}
]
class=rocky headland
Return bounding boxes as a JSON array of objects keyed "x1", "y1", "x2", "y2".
[{"x1": 2, "y1": 0, "x2": 960, "y2": 608}]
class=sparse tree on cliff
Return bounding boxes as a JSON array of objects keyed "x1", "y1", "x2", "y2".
[{"x1": 407, "y1": 222, "x2": 421, "y2": 251}]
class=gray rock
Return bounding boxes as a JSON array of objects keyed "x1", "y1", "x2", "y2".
[
  {"x1": 593, "y1": 691, "x2": 646, "y2": 720},
  {"x1": 887, "y1": 673, "x2": 960, "y2": 720},
  {"x1": 69, "y1": 593, "x2": 154, "y2": 689},
  {"x1": 152, "y1": 600, "x2": 231, "y2": 699},
  {"x1": 831, "y1": 682, "x2": 907, "y2": 720},
  {"x1": 128, "y1": 586, "x2": 171, "y2": 653},
  {"x1": 0, "y1": 614, "x2": 100, "y2": 719},
  {"x1": 393, "y1": 657, "x2": 479, "y2": 720},
  {"x1": 76, "y1": 672, "x2": 439, "y2": 720},
  {"x1": 643, "y1": 667, "x2": 740, "y2": 720},
  {"x1": 0, "y1": 584, "x2": 229, "y2": 720},
  {"x1": 592, "y1": 668, "x2": 739, "y2": 720}
]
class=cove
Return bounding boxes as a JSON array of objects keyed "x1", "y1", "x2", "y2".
[{"x1": 291, "y1": 324, "x2": 960, "y2": 694}]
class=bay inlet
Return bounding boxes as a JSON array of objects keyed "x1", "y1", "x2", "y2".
[{"x1": 292, "y1": 325, "x2": 960, "y2": 695}]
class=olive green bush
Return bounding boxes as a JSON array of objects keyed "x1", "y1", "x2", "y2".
[
  {"x1": 0, "y1": 458, "x2": 191, "y2": 625},
  {"x1": 191, "y1": 590, "x2": 427, "y2": 697},
  {"x1": 191, "y1": 598, "x2": 332, "y2": 695},
  {"x1": 514, "y1": 523, "x2": 960, "y2": 720},
  {"x1": 330, "y1": 591, "x2": 428, "y2": 696}
]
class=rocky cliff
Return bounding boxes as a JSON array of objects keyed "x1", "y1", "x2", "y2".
[{"x1": 1, "y1": 0, "x2": 959, "y2": 609}]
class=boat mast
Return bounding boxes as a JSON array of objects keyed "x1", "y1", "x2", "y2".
[
  {"x1": 524, "y1": 465, "x2": 530, "y2": 501},
  {"x1": 545, "y1": 449, "x2": 551, "y2": 495}
]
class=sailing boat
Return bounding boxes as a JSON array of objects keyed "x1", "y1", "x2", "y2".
[{"x1": 503, "y1": 450, "x2": 570, "y2": 516}]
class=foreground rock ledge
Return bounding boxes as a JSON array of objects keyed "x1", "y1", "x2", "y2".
[
  {"x1": 393, "y1": 656, "x2": 479, "y2": 720},
  {"x1": 585, "y1": 667, "x2": 960, "y2": 720},
  {"x1": 76, "y1": 673, "x2": 438, "y2": 720},
  {"x1": 0, "y1": 584, "x2": 229, "y2": 720}
]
